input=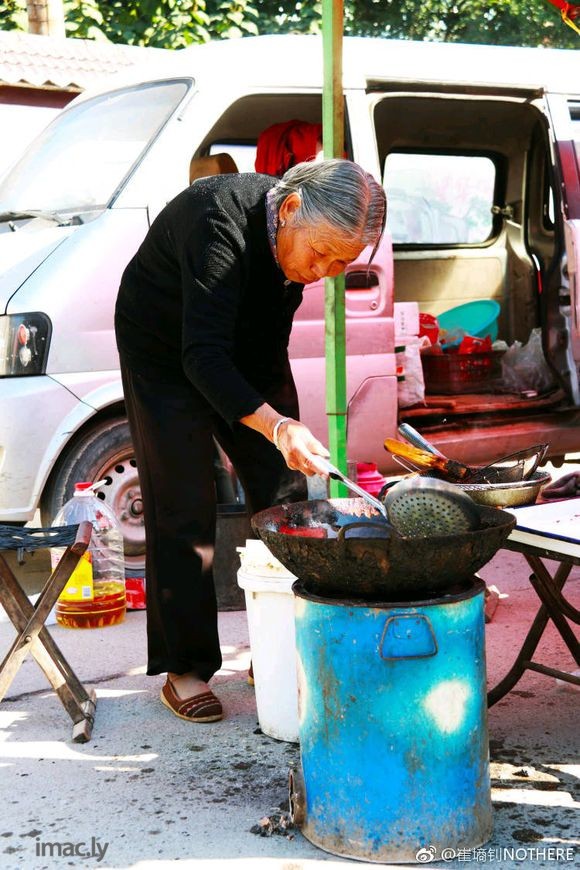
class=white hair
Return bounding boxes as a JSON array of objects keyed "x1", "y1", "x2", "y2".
[{"x1": 270, "y1": 158, "x2": 387, "y2": 263}]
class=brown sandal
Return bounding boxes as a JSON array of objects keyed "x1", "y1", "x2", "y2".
[{"x1": 160, "y1": 677, "x2": 223, "y2": 723}]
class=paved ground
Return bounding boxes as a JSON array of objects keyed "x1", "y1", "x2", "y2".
[
  {"x1": 0, "y1": 545, "x2": 578, "y2": 870},
  {"x1": 0, "y1": 458, "x2": 578, "y2": 869}
]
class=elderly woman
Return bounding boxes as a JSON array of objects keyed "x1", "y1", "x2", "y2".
[{"x1": 115, "y1": 159, "x2": 386, "y2": 723}]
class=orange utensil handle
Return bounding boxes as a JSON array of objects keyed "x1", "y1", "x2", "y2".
[{"x1": 383, "y1": 438, "x2": 470, "y2": 481}]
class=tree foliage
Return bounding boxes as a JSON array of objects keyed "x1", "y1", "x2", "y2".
[
  {"x1": 0, "y1": 0, "x2": 28, "y2": 31},
  {"x1": 255, "y1": 1, "x2": 578, "y2": 47},
  {"x1": 1, "y1": 0, "x2": 578, "y2": 49}
]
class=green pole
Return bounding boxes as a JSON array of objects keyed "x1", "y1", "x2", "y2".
[{"x1": 322, "y1": 0, "x2": 347, "y2": 497}]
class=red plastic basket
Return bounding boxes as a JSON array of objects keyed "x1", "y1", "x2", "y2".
[{"x1": 422, "y1": 351, "x2": 503, "y2": 395}]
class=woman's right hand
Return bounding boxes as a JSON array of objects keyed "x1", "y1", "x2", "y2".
[{"x1": 275, "y1": 419, "x2": 330, "y2": 477}]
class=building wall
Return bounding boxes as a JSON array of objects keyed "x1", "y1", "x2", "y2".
[
  {"x1": 0, "y1": 31, "x2": 166, "y2": 181},
  {"x1": 0, "y1": 85, "x2": 76, "y2": 178}
]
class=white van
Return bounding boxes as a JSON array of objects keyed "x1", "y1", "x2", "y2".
[{"x1": 1, "y1": 35, "x2": 579, "y2": 571}]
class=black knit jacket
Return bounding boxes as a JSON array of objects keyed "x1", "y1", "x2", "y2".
[{"x1": 115, "y1": 173, "x2": 304, "y2": 424}]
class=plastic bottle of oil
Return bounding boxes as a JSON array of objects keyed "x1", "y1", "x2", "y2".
[{"x1": 51, "y1": 481, "x2": 126, "y2": 628}]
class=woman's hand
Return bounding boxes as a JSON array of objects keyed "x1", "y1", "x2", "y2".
[
  {"x1": 239, "y1": 403, "x2": 329, "y2": 476},
  {"x1": 275, "y1": 419, "x2": 330, "y2": 476}
]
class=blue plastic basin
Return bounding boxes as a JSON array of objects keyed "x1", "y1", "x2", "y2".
[{"x1": 438, "y1": 299, "x2": 500, "y2": 343}]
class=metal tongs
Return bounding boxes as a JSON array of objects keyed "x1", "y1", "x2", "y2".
[{"x1": 318, "y1": 458, "x2": 389, "y2": 520}]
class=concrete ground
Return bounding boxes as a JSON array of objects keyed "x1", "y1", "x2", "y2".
[
  {"x1": 0, "y1": 458, "x2": 578, "y2": 870},
  {"x1": 0, "y1": 549, "x2": 578, "y2": 870}
]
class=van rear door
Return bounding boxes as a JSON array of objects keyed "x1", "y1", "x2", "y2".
[
  {"x1": 564, "y1": 217, "x2": 580, "y2": 369},
  {"x1": 543, "y1": 93, "x2": 580, "y2": 399},
  {"x1": 556, "y1": 98, "x2": 580, "y2": 371}
]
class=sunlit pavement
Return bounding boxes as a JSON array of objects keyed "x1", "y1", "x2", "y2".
[{"x1": 0, "y1": 463, "x2": 578, "y2": 869}]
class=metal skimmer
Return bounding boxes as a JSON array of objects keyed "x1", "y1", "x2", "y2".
[{"x1": 383, "y1": 476, "x2": 480, "y2": 538}]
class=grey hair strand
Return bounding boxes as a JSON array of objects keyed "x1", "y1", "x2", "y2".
[{"x1": 271, "y1": 158, "x2": 387, "y2": 263}]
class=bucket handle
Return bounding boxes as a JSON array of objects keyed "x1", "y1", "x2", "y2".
[{"x1": 380, "y1": 614, "x2": 438, "y2": 660}]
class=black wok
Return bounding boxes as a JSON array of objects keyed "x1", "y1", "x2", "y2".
[{"x1": 251, "y1": 498, "x2": 515, "y2": 600}]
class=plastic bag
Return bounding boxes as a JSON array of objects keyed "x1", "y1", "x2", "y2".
[
  {"x1": 396, "y1": 336, "x2": 430, "y2": 407},
  {"x1": 500, "y1": 328, "x2": 557, "y2": 394}
]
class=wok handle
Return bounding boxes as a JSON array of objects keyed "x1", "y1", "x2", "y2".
[
  {"x1": 336, "y1": 521, "x2": 391, "y2": 560},
  {"x1": 337, "y1": 521, "x2": 389, "y2": 543}
]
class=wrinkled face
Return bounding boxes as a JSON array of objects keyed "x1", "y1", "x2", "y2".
[
  {"x1": 277, "y1": 223, "x2": 365, "y2": 285},
  {"x1": 275, "y1": 193, "x2": 365, "y2": 285}
]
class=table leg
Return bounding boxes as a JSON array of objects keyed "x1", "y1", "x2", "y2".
[
  {"x1": 487, "y1": 560, "x2": 573, "y2": 706},
  {"x1": 526, "y1": 555, "x2": 580, "y2": 629}
]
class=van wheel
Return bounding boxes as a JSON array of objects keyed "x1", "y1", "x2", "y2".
[{"x1": 41, "y1": 418, "x2": 146, "y2": 573}]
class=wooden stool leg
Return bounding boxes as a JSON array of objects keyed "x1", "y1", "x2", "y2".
[
  {"x1": 0, "y1": 547, "x2": 89, "y2": 696},
  {"x1": 30, "y1": 630, "x2": 97, "y2": 742},
  {"x1": 0, "y1": 529, "x2": 97, "y2": 742}
]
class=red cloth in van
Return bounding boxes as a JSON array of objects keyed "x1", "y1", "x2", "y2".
[
  {"x1": 544, "y1": 0, "x2": 579, "y2": 20},
  {"x1": 255, "y1": 120, "x2": 322, "y2": 177}
]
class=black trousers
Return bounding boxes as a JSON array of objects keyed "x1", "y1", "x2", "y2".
[{"x1": 120, "y1": 358, "x2": 307, "y2": 681}]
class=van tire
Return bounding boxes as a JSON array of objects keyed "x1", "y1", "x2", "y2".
[
  {"x1": 40, "y1": 417, "x2": 241, "y2": 575},
  {"x1": 41, "y1": 418, "x2": 146, "y2": 573}
]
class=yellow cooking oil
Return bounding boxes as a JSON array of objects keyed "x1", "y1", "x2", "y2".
[
  {"x1": 52, "y1": 481, "x2": 126, "y2": 628},
  {"x1": 56, "y1": 579, "x2": 126, "y2": 628}
]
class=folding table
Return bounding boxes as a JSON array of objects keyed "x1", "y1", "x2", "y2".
[
  {"x1": 0, "y1": 521, "x2": 97, "y2": 742},
  {"x1": 488, "y1": 499, "x2": 580, "y2": 706}
]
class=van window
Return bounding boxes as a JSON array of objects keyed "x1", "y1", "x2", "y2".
[
  {"x1": 209, "y1": 142, "x2": 257, "y2": 173},
  {"x1": 0, "y1": 81, "x2": 189, "y2": 215},
  {"x1": 384, "y1": 152, "x2": 496, "y2": 246}
]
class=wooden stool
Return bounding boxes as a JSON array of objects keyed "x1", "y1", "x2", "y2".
[{"x1": 0, "y1": 521, "x2": 97, "y2": 742}]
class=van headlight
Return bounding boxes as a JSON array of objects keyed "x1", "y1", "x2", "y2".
[{"x1": 0, "y1": 313, "x2": 52, "y2": 376}]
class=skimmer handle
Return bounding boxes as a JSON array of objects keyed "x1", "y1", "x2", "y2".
[{"x1": 319, "y1": 459, "x2": 388, "y2": 519}]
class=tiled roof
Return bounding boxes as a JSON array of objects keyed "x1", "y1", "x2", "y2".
[{"x1": 0, "y1": 30, "x2": 167, "y2": 91}]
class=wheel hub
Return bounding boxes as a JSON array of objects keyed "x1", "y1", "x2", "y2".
[{"x1": 94, "y1": 453, "x2": 145, "y2": 563}]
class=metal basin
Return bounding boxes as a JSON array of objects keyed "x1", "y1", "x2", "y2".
[
  {"x1": 455, "y1": 470, "x2": 552, "y2": 508},
  {"x1": 251, "y1": 498, "x2": 515, "y2": 600}
]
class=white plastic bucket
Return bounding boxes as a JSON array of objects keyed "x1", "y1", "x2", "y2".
[{"x1": 237, "y1": 539, "x2": 299, "y2": 743}]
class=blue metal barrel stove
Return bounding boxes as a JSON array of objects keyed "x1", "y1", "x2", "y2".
[
  {"x1": 290, "y1": 579, "x2": 492, "y2": 863},
  {"x1": 252, "y1": 497, "x2": 516, "y2": 864}
]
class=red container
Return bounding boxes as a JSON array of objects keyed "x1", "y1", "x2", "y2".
[
  {"x1": 356, "y1": 462, "x2": 388, "y2": 497},
  {"x1": 125, "y1": 576, "x2": 146, "y2": 610},
  {"x1": 418, "y1": 313, "x2": 439, "y2": 345}
]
